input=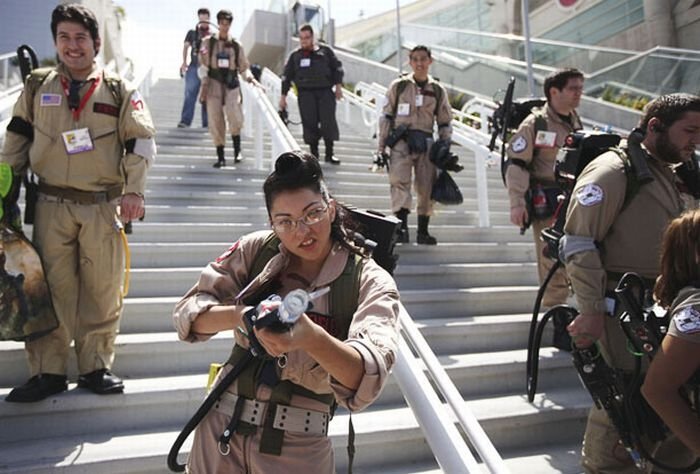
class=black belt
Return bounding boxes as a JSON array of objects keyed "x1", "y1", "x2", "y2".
[{"x1": 38, "y1": 183, "x2": 122, "y2": 204}]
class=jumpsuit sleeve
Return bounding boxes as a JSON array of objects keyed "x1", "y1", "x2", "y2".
[
  {"x1": 435, "y1": 82, "x2": 452, "y2": 141},
  {"x1": 236, "y1": 41, "x2": 250, "y2": 75},
  {"x1": 327, "y1": 47, "x2": 344, "y2": 85},
  {"x1": 563, "y1": 154, "x2": 627, "y2": 314},
  {"x1": 281, "y1": 52, "x2": 296, "y2": 96},
  {"x1": 118, "y1": 81, "x2": 156, "y2": 196},
  {"x1": 504, "y1": 115, "x2": 537, "y2": 209},
  {"x1": 198, "y1": 36, "x2": 210, "y2": 86},
  {"x1": 173, "y1": 232, "x2": 262, "y2": 342},
  {"x1": 377, "y1": 81, "x2": 397, "y2": 152},
  {"x1": 1, "y1": 86, "x2": 34, "y2": 175},
  {"x1": 330, "y1": 259, "x2": 400, "y2": 412}
]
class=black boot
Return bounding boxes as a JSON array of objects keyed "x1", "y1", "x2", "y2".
[
  {"x1": 213, "y1": 146, "x2": 225, "y2": 168},
  {"x1": 5, "y1": 373, "x2": 67, "y2": 403},
  {"x1": 232, "y1": 135, "x2": 242, "y2": 163},
  {"x1": 417, "y1": 215, "x2": 437, "y2": 245},
  {"x1": 309, "y1": 141, "x2": 320, "y2": 159},
  {"x1": 394, "y1": 208, "x2": 410, "y2": 243},
  {"x1": 324, "y1": 140, "x2": 340, "y2": 165},
  {"x1": 78, "y1": 369, "x2": 124, "y2": 395}
]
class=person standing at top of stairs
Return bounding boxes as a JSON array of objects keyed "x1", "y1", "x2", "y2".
[
  {"x1": 198, "y1": 9, "x2": 258, "y2": 169},
  {"x1": 279, "y1": 24, "x2": 343, "y2": 165},
  {"x1": 177, "y1": 7, "x2": 209, "y2": 130}
]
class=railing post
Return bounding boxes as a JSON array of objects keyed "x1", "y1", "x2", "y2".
[
  {"x1": 255, "y1": 104, "x2": 264, "y2": 170},
  {"x1": 474, "y1": 147, "x2": 490, "y2": 227}
]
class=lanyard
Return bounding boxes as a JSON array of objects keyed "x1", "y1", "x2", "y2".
[{"x1": 61, "y1": 74, "x2": 101, "y2": 121}]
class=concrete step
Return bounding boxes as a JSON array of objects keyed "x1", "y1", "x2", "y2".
[
  {"x1": 0, "y1": 324, "x2": 575, "y2": 399},
  {"x1": 124, "y1": 261, "x2": 539, "y2": 298},
  {"x1": 0, "y1": 374, "x2": 589, "y2": 472}
]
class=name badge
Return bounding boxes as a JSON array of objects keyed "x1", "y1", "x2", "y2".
[
  {"x1": 61, "y1": 128, "x2": 94, "y2": 155},
  {"x1": 397, "y1": 103, "x2": 410, "y2": 116},
  {"x1": 300, "y1": 58, "x2": 311, "y2": 68},
  {"x1": 535, "y1": 130, "x2": 557, "y2": 148},
  {"x1": 217, "y1": 52, "x2": 230, "y2": 69},
  {"x1": 415, "y1": 95, "x2": 424, "y2": 107}
]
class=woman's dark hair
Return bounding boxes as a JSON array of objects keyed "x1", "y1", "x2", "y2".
[
  {"x1": 263, "y1": 151, "x2": 364, "y2": 256},
  {"x1": 51, "y1": 3, "x2": 100, "y2": 44},
  {"x1": 654, "y1": 209, "x2": 700, "y2": 307}
]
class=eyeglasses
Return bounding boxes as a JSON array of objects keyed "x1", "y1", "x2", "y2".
[{"x1": 271, "y1": 205, "x2": 329, "y2": 233}]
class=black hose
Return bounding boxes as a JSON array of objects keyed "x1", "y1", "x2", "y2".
[
  {"x1": 167, "y1": 351, "x2": 254, "y2": 472},
  {"x1": 526, "y1": 260, "x2": 561, "y2": 402}
]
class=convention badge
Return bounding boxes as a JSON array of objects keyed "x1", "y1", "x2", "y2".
[
  {"x1": 216, "y1": 52, "x2": 230, "y2": 69},
  {"x1": 415, "y1": 94, "x2": 424, "y2": 107},
  {"x1": 61, "y1": 128, "x2": 94, "y2": 155},
  {"x1": 535, "y1": 130, "x2": 557, "y2": 148},
  {"x1": 40, "y1": 93, "x2": 61, "y2": 107},
  {"x1": 510, "y1": 136, "x2": 527, "y2": 153},
  {"x1": 674, "y1": 306, "x2": 700, "y2": 334},
  {"x1": 575, "y1": 183, "x2": 604, "y2": 207},
  {"x1": 300, "y1": 58, "x2": 311, "y2": 68},
  {"x1": 397, "y1": 103, "x2": 410, "y2": 116}
]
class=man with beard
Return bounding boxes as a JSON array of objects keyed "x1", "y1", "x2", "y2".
[{"x1": 562, "y1": 93, "x2": 700, "y2": 473}]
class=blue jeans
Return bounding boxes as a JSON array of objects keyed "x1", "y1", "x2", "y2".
[{"x1": 180, "y1": 63, "x2": 208, "y2": 127}]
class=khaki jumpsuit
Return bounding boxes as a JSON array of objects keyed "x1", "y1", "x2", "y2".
[
  {"x1": 377, "y1": 75, "x2": 452, "y2": 216},
  {"x1": 199, "y1": 34, "x2": 250, "y2": 146},
  {"x1": 506, "y1": 104, "x2": 582, "y2": 307},
  {"x1": 173, "y1": 230, "x2": 400, "y2": 473},
  {"x1": 563, "y1": 148, "x2": 696, "y2": 473},
  {"x1": 1, "y1": 63, "x2": 155, "y2": 375}
]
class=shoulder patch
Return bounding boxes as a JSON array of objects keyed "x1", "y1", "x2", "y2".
[
  {"x1": 130, "y1": 90, "x2": 144, "y2": 111},
  {"x1": 674, "y1": 306, "x2": 700, "y2": 334},
  {"x1": 511, "y1": 136, "x2": 527, "y2": 153},
  {"x1": 576, "y1": 183, "x2": 604, "y2": 207}
]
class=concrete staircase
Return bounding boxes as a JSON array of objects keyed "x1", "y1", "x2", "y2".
[{"x1": 0, "y1": 78, "x2": 590, "y2": 473}]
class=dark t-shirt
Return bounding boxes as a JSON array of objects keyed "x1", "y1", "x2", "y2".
[{"x1": 184, "y1": 28, "x2": 205, "y2": 64}]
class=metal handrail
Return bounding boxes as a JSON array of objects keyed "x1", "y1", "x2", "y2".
[
  {"x1": 241, "y1": 68, "x2": 298, "y2": 170},
  {"x1": 397, "y1": 304, "x2": 509, "y2": 473}
]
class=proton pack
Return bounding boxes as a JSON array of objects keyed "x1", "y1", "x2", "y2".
[
  {"x1": 488, "y1": 77, "x2": 546, "y2": 183},
  {"x1": 534, "y1": 273, "x2": 700, "y2": 472}
]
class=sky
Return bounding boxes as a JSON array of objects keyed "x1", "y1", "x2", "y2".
[{"x1": 116, "y1": 0, "x2": 413, "y2": 78}]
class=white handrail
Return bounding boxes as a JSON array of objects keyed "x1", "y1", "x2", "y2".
[
  {"x1": 241, "y1": 69, "x2": 298, "y2": 171},
  {"x1": 397, "y1": 305, "x2": 509, "y2": 473}
]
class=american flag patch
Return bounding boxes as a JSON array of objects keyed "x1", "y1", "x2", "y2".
[{"x1": 40, "y1": 94, "x2": 62, "y2": 106}]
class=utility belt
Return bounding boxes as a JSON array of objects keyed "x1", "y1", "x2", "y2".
[
  {"x1": 386, "y1": 125, "x2": 433, "y2": 154},
  {"x1": 213, "y1": 392, "x2": 329, "y2": 436},
  {"x1": 208, "y1": 68, "x2": 239, "y2": 90},
  {"x1": 218, "y1": 345, "x2": 336, "y2": 454},
  {"x1": 38, "y1": 182, "x2": 122, "y2": 205}
]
